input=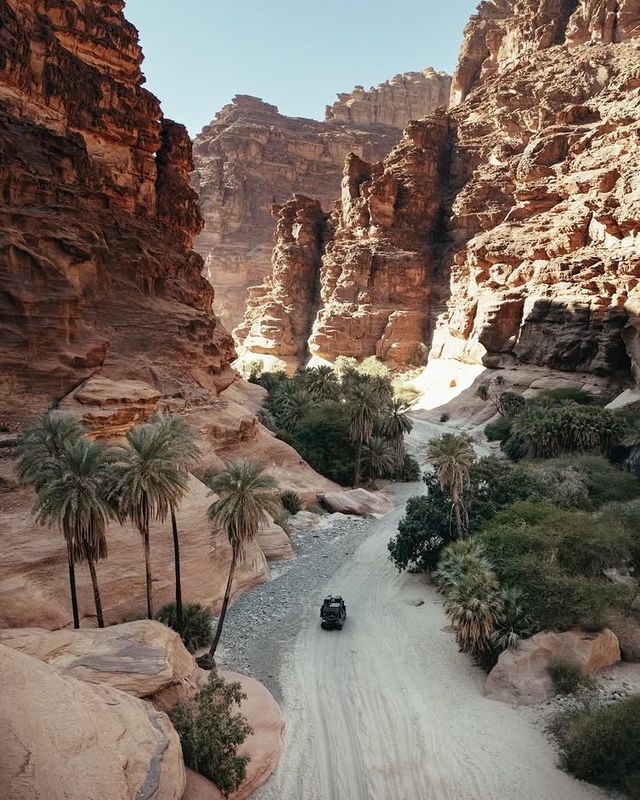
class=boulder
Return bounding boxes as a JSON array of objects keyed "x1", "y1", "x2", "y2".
[
  {"x1": 223, "y1": 671, "x2": 284, "y2": 800},
  {"x1": 58, "y1": 376, "x2": 161, "y2": 438},
  {"x1": 0, "y1": 644, "x2": 185, "y2": 800},
  {"x1": 606, "y1": 611, "x2": 640, "y2": 662},
  {"x1": 484, "y1": 628, "x2": 621, "y2": 705},
  {"x1": 257, "y1": 519, "x2": 294, "y2": 561},
  {"x1": 183, "y1": 769, "x2": 225, "y2": 800},
  {"x1": 0, "y1": 620, "x2": 197, "y2": 705},
  {"x1": 322, "y1": 488, "x2": 391, "y2": 518}
]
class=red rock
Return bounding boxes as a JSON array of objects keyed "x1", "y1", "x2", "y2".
[
  {"x1": 237, "y1": 2, "x2": 640, "y2": 383},
  {"x1": 484, "y1": 628, "x2": 621, "y2": 705},
  {"x1": 192, "y1": 71, "x2": 451, "y2": 334}
]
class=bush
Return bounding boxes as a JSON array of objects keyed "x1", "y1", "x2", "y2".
[
  {"x1": 388, "y1": 478, "x2": 454, "y2": 571},
  {"x1": 484, "y1": 416, "x2": 512, "y2": 443},
  {"x1": 440, "y1": 413, "x2": 450, "y2": 423},
  {"x1": 478, "y1": 502, "x2": 632, "y2": 630},
  {"x1": 532, "y1": 387, "x2": 601, "y2": 406},
  {"x1": 598, "y1": 499, "x2": 640, "y2": 571},
  {"x1": 391, "y1": 454, "x2": 421, "y2": 482},
  {"x1": 548, "y1": 660, "x2": 595, "y2": 695},
  {"x1": 156, "y1": 602, "x2": 212, "y2": 652},
  {"x1": 554, "y1": 695, "x2": 640, "y2": 797},
  {"x1": 280, "y1": 490, "x2": 302, "y2": 515},
  {"x1": 171, "y1": 670, "x2": 253, "y2": 795}
]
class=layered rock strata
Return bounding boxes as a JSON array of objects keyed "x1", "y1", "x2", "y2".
[
  {"x1": 237, "y1": 0, "x2": 640, "y2": 382},
  {"x1": 0, "y1": 0, "x2": 235, "y2": 430},
  {"x1": 192, "y1": 69, "x2": 451, "y2": 333}
]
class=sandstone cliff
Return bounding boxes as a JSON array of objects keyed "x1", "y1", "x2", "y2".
[
  {"x1": 0, "y1": 0, "x2": 339, "y2": 630},
  {"x1": 0, "y1": 0, "x2": 235, "y2": 430},
  {"x1": 191, "y1": 69, "x2": 451, "y2": 333},
  {"x1": 237, "y1": 0, "x2": 640, "y2": 382}
]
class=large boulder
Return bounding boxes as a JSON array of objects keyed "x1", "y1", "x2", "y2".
[
  {"x1": 606, "y1": 611, "x2": 640, "y2": 662},
  {"x1": 0, "y1": 644, "x2": 185, "y2": 800},
  {"x1": 322, "y1": 488, "x2": 391, "y2": 518},
  {"x1": 0, "y1": 620, "x2": 197, "y2": 705},
  {"x1": 224, "y1": 671, "x2": 284, "y2": 800},
  {"x1": 256, "y1": 517, "x2": 294, "y2": 561},
  {"x1": 484, "y1": 629, "x2": 621, "y2": 705}
]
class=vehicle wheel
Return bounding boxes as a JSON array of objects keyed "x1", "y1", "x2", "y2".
[
  {"x1": 321, "y1": 622, "x2": 328, "y2": 630},
  {"x1": 335, "y1": 623, "x2": 343, "y2": 630}
]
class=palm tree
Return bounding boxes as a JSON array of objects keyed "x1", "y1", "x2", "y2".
[
  {"x1": 111, "y1": 422, "x2": 189, "y2": 619},
  {"x1": 361, "y1": 437, "x2": 395, "y2": 484},
  {"x1": 346, "y1": 383, "x2": 380, "y2": 487},
  {"x1": 204, "y1": 460, "x2": 279, "y2": 665},
  {"x1": 271, "y1": 383, "x2": 313, "y2": 432},
  {"x1": 424, "y1": 433, "x2": 475, "y2": 537},
  {"x1": 16, "y1": 413, "x2": 84, "y2": 628},
  {"x1": 151, "y1": 414, "x2": 201, "y2": 631},
  {"x1": 379, "y1": 398, "x2": 414, "y2": 467},
  {"x1": 444, "y1": 568, "x2": 503, "y2": 656},
  {"x1": 303, "y1": 365, "x2": 340, "y2": 400},
  {"x1": 34, "y1": 437, "x2": 116, "y2": 628}
]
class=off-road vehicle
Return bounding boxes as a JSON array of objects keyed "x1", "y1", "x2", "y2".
[{"x1": 320, "y1": 595, "x2": 347, "y2": 630}]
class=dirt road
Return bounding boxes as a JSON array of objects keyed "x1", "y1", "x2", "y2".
[{"x1": 262, "y1": 420, "x2": 606, "y2": 800}]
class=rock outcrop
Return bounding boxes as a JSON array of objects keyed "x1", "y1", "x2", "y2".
[
  {"x1": 0, "y1": 622, "x2": 285, "y2": 800},
  {"x1": 237, "y1": 0, "x2": 640, "y2": 383},
  {"x1": 0, "y1": 0, "x2": 235, "y2": 431},
  {"x1": 484, "y1": 628, "x2": 621, "y2": 705},
  {"x1": 192, "y1": 70, "x2": 451, "y2": 333},
  {"x1": 0, "y1": 643, "x2": 185, "y2": 800}
]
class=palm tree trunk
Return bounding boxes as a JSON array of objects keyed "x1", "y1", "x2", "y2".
[
  {"x1": 143, "y1": 523, "x2": 153, "y2": 619},
  {"x1": 209, "y1": 549, "x2": 237, "y2": 658},
  {"x1": 354, "y1": 441, "x2": 362, "y2": 488},
  {"x1": 87, "y1": 558, "x2": 105, "y2": 628},
  {"x1": 171, "y1": 507, "x2": 183, "y2": 631},
  {"x1": 67, "y1": 541, "x2": 80, "y2": 629}
]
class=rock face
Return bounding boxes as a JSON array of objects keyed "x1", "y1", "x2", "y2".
[
  {"x1": 0, "y1": 0, "x2": 235, "y2": 430},
  {"x1": 0, "y1": 643, "x2": 186, "y2": 800},
  {"x1": 484, "y1": 628, "x2": 621, "y2": 705},
  {"x1": 191, "y1": 70, "x2": 451, "y2": 334},
  {"x1": 237, "y1": 1, "x2": 640, "y2": 383},
  {"x1": 0, "y1": 621, "x2": 197, "y2": 701}
]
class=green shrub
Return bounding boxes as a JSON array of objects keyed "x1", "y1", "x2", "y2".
[
  {"x1": 156, "y1": 602, "x2": 212, "y2": 652},
  {"x1": 171, "y1": 670, "x2": 253, "y2": 795},
  {"x1": 548, "y1": 660, "x2": 595, "y2": 695},
  {"x1": 440, "y1": 412, "x2": 450, "y2": 423},
  {"x1": 478, "y1": 502, "x2": 632, "y2": 630},
  {"x1": 280, "y1": 490, "x2": 302, "y2": 515},
  {"x1": 532, "y1": 387, "x2": 601, "y2": 406},
  {"x1": 485, "y1": 416, "x2": 512, "y2": 443},
  {"x1": 388, "y1": 478, "x2": 454, "y2": 571},
  {"x1": 554, "y1": 695, "x2": 640, "y2": 797},
  {"x1": 391, "y1": 454, "x2": 421, "y2": 482}
]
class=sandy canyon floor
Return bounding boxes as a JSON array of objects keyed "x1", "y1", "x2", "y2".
[{"x1": 218, "y1": 419, "x2": 609, "y2": 800}]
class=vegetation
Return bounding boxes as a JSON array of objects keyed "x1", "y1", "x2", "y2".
[
  {"x1": 422, "y1": 434, "x2": 475, "y2": 538},
  {"x1": 16, "y1": 413, "x2": 86, "y2": 627},
  {"x1": 17, "y1": 413, "x2": 116, "y2": 628},
  {"x1": 151, "y1": 414, "x2": 201, "y2": 632},
  {"x1": 478, "y1": 502, "x2": 632, "y2": 630},
  {"x1": 554, "y1": 696, "x2": 640, "y2": 798},
  {"x1": 548, "y1": 660, "x2": 594, "y2": 696},
  {"x1": 156, "y1": 602, "x2": 212, "y2": 652},
  {"x1": 254, "y1": 361, "x2": 415, "y2": 487},
  {"x1": 205, "y1": 460, "x2": 279, "y2": 661},
  {"x1": 171, "y1": 669, "x2": 253, "y2": 796},
  {"x1": 111, "y1": 421, "x2": 189, "y2": 619},
  {"x1": 280, "y1": 490, "x2": 302, "y2": 515}
]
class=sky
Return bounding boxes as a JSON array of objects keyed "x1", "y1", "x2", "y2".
[{"x1": 124, "y1": 1, "x2": 479, "y2": 137}]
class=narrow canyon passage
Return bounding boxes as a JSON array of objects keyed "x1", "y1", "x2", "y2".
[{"x1": 263, "y1": 425, "x2": 606, "y2": 800}]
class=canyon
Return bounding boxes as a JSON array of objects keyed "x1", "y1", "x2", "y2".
[
  {"x1": 191, "y1": 70, "x2": 451, "y2": 333},
  {"x1": 236, "y1": 0, "x2": 640, "y2": 384}
]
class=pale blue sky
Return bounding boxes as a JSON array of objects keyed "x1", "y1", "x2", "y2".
[{"x1": 124, "y1": 1, "x2": 479, "y2": 136}]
